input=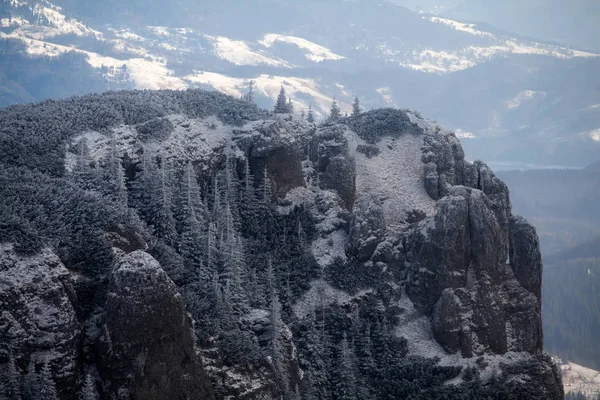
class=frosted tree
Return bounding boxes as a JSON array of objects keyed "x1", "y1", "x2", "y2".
[
  {"x1": 152, "y1": 155, "x2": 177, "y2": 243},
  {"x1": 307, "y1": 104, "x2": 315, "y2": 124},
  {"x1": 302, "y1": 311, "x2": 329, "y2": 399},
  {"x1": 206, "y1": 222, "x2": 218, "y2": 276},
  {"x1": 270, "y1": 291, "x2": 288, "y2": 392},
  {"x1": 333, "y1": 332, "x2": 357, "y2": 400},
  {"x1": 24, "y1": 359, "x2": 40, "y2": 400},
  {"x1": 178, "y1": 162, "x2": 205, "y2": 224},
  {"x1": 243, "y1": 80, "x2": 255, "y2": 103},
  {"x1": 356, "y1": 324, "x2": 375, "y2": 373},
  {"x1": 261, "y1": 166, "x2": 272, "y2": 202},
  {"x1": 301, "y1": 109, "x2": 305, "y2": 119},
  {"x1": 274, "y1": 86, "x2": 289, "y2": 114},
  {"x1": 38, "y1": 361, "x2": 58, "y2": 400},
  {"x1": 103, "y1": 133, "x2": 127, "y2": 205},
  {"x1": 352, "y1": 97, "x2": 361, "y2": 117},
  {"x1": 5, "y1": 354, "x2": 21, "y2": 400},
  {"x1": 329, "y1": 98, "x2": 341, "y2": 121},
  {"x1": 79, "y1": 374, "x2": 98, "y2": 400},
  {"x1": 287, "y1": 97, "x2": 294, "y2": 114}
]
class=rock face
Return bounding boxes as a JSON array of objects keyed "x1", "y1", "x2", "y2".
[
  {"x1": 304, "y1": 111, "x2": 562, "y2": 399},
  {"x1": 98, "y1": 251, "x2": 214, "y2": 400},
  {"x1": 0, "y1": 244, "x2": 80, "y2": 399}
]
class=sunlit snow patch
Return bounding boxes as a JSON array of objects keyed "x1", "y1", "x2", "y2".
[
  {"x1": 260, "y1": 33, "x2": 345, "y2": 62},
  {"x1": 205, "y1": 35, "x2": 291, "y2": 67}
]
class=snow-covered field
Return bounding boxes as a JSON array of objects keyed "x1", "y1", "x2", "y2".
[{"x1": 561, "y1": 361, "x2": 600, "y2": 397}]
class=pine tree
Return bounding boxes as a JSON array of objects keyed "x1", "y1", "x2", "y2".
[
  {"x1": 243, "y1": 80, "x2": 255, "y2": 103},
  {"x1": 307, "y1": 104, "x2": 315, "y2": 124},
  {"x1": 6, "y1": 354, "x2": 22, "y2": 400},
  {"x1": 301, "y1": 109, "x2": 305, "y2": 119},
  {"x1": 178, "y1": 162, "x2": 205, "y2": 224},
  {"x1": 103, "y1": 133, "x2": 127, "y2": 205},
  {"x1": 356, "y1": 323, "x2": 375, "y2": 374},
  {"x1": 274, "y1": 86, "x2": 289, "y2": 114},
  {"x1": 329, "y1": 98, "x2": 341, "y2": 121},
  {"x1": 287, "y1": 97, "x2": 294, "y2": 114},
  {"x1": 334, "y1": 332, "x2": 357, "y2": 400},
  {"x1": 38, "y1": 361, "x2": 58, "y2": 400},
  {"x1": 270, "y1": 291, "x2": 288, "y2": 391},
  {"x1": 302, "y1": 311, "x2": 330, "y2": 400},
  {"x1": 152, "y1": 155, "x2": 177, "y2": 243},
  {"x1": 24, "y1": 359, "x2": 39, "y2": 400},
  {"x1": 261, "y1": 166, "x2": 272, "y2": 202},
  {"x1": 352, "y1": 97, "x2": 361, "y2": 117},
  {"x1": 79, "y1": 373, "x2": 98, "y2": 400}
]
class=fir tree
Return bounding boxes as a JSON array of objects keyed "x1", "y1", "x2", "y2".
[
  {"x1": 243, "y1": 80, "x2": 255, "y2": 103},
  {"x1": 152, "y1": 155, "x2": 177, "y2": 243},
  {"x1": 352, "y1": 97, "x2": 361, "y2": 117},
  {"x1": 270, "y1": 291, "x2": 288, "y2": 391},
  {"x1": 307, "y1": 104, "x2": 315, "y2": 124},
  {"x1": 274, "y1": 86, "x2": 289, "y2": 114},
  {"x1": 261, "y1": 166, "x2": 272, "y2": 202},
  {"x1": 24, "y1": 359, "x2": 39, "y2": 400},
  {"x1": 38, "y1": 361, "x2": 58, "y2": 400},
  {"x1": 6, "y1": 354, "x2": 22, "y2": 400},
  {"x1": 79, "y1": 374, "x2": 99, "y2": 400},
  {"x1": 334, "y1": 332, "x2": 357, "y2": 400},
  {"x1": 288, "y1": 97, "x2": 294, "y2": 114},
  {"x1": 329, "y1": 98, "x2": 341, "y2": 121}
]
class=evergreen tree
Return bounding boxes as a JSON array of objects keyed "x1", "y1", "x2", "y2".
[
  {"x1": 356, "y1": 323, "x2": 375, "y2": 374},
  {"x1": 329, "y1": 98, "x2": 341, "y2": 121},
  {"x1": 6, "y1": 354, "x2": 22, "y2": 400},
  {"x1": 301, "y1": 311, "x2": 330, "y2": 400},
  {"x1": 270, "y1": 291, "x2": 288, "y2": 391},
  {"x1": 352, "y1": 97, "x2": 361, "y2": 117},
  {"x1": 261, "y1": 166, "x2": 272, "y2": 202},
  {"x1": 243, "y1": 80, "x2": 255, "y2": 103},
  {"x1": 79, "y1": 373, "x2": 99, "y2": 400},
  {"x1": 24, "y1": 359, "x2": 39, "y2": 400},
  {"x1": 103, "y1": 133, "x2": 127, "y2": 204},
  {"x1": 274, "y1": 86, "x2": 289, "y2": 114},
  {"x1": 301, "y1": 109, "x2": 305, "y2": 119},
  {"x1": 307, "y1": 104, "x2": 315, "y2": 124},
  {"x1": 152, "y1": 155, "x2": 177, "y2": 243},
  {"x1": 334, "y1": 332, "x2": 357, "y2": 400},
  {"x1": 38, "y1": 361, "x2": 58, "y2": 400},
  {"x1": 288, "y1": 97, "x2": 294, "y2": 114}
]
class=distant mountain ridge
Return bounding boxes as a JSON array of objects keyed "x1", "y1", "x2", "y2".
[{"x1": 1, "y1": 0, "x2": 599, "y2": 165}]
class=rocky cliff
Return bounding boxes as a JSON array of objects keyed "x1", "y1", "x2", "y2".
[{"x1": 0, "y1": 91, "x2": 562, "y2": 399}]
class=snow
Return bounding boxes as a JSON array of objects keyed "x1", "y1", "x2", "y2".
[
  {"x1": 428, "y1": 16, "x2": 494, "y2": 38},
  {"x1": 32, "y1": 4, "x2": 102, "y2": 38},
  {"x1": 205, "y1": 35, "x2": 291, "y2": 67},
  {"x1": 0, "y1": 15, "x2": 28, "y2": 27},
  {"x1": 346, "y1": 131, "x2": 436, "y2": 232},
  {"x1": 184, "y1": 71, "x2": 350, "y2": 118},
  {"x1": 505, "y1": 90, "x2": 547, "y2": 109},
  {"x1": 561, "y1": 361, "x2": 600, "y2": 397},
  {"x1": 292, "y1": 279, "x2": 373, "y2": 318},
  {"x1": 311, "y1": 229, "x2": 347, "y2": 268},
  {"x1": 259, "y1": 33, "x2": 345, "y2": 62}
]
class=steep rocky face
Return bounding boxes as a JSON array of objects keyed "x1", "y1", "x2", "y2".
[
  {"x1": 299, "y1": 112, "x2": 562, "y2": 399},
  {"x1": 0, "y1": 244, "x2": 81, "y2": 398},
  {"x1": 97, "y1": 251, "x2": 214, "y2": 400}
]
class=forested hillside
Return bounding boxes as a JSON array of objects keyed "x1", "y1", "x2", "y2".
[{"x1": 0, "y1": 90, "x2": 562, "y2": 399}]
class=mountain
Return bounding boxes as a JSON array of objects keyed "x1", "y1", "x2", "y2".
[
  {"x1": 1, "y1": 0, "x2": 599, "y2": 166},
  {"x1": 0, "y1": 90, "x2": 563, "y2": 399},
  {"x1": 443, "y1": 0, "x2": 600, "y2": 52}
]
